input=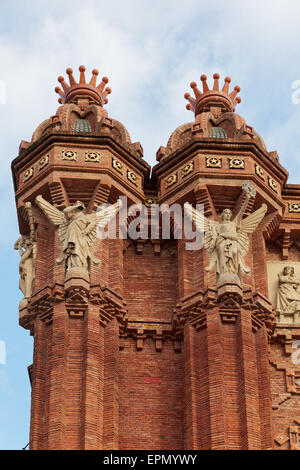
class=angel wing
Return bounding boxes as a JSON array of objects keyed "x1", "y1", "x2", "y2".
[
  {"x1": 184, "y1": 203, "x2": 218, "y2": 253},
  {"x1": 237, "y1": 203, "x2": 267, "y2": 256},
  {"x1": 35, "y1": 195, "x2": 68, "y2": 242},
  {"x1": 84, "y1": 199, "x2": 123, "y2": 246}
]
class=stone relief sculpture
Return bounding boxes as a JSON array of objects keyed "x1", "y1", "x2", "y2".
[
  {"x1": 35, "y1": 195, "x2": 122, "y2": 279},
  {"x1": 185, "y1": 181, "x2": 267, "y2": 285},
  {"x1": 276, "y1": 266, "x2": 300, "y2": 324},
  {"x1": 14, "y1": 202, "x2": 37, "y2": 307}
]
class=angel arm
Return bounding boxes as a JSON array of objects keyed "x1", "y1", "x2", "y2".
[{"x1": 235, "y1": 181, "x2": 257, "y2": 225}]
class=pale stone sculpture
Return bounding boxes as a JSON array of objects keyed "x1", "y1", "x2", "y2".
[
  {"x1": 14, "y1": 236, "x2": 37, "y2": 303},
  {"x1": 185, "y1": 181, "x2": 267, "y2": 285},
  {"x1": 276, "y1": 266, "x2": 300, "y2": 324},
  {"x1": 14, "y1": 202, "x2": 37, "y2": 307},
  {"x1": 35, "y1": 195, "x2": 122, "y2": 279}
]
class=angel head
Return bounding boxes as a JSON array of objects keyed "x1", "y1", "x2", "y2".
[
  {"x1": 14, "y1": 236, "x2": 32, "y2": 251},
  {"x1": 63, "y1": 201, "x2": 85, "y2": 219},
  {"x1": 221, "y1": 208, "x2": 232, "y2": 222},
  {"x1": 283, "y1": 266, "x2": 295, "y2": 276}
]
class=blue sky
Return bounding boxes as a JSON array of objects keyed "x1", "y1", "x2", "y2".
[{"x1": 1, "y1": 0, "x2": 300, "y2": 449}]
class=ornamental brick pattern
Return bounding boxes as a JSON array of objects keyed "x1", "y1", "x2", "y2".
[{"x1": 11, "y1": 67, "x2": 300, "y2": 449}]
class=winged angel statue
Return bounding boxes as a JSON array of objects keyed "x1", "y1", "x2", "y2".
[
  {"x1": 35, "y1": 195, "x2": 122, "y2": 277},
  {"x1": 184, "y1": 182, "x2": 267, "y2": 283}
]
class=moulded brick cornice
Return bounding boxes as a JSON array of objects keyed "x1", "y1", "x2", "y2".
[
  {"x1": 152, "y1": 138, "x2": 288, "y2": 184},
  {"x1": 11, "y1": 131, "x2": 151, "y2": 191}
]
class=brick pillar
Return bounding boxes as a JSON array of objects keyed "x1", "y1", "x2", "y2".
[
  {"x1": 183, "y1": 323, "x2": 199, "y2": 449},
  {"x1": 29, "y1": 317, "x2": 47, "y2": 450},
  {"x1": 255, "y1": 326, "x2": 273, "y2": 449},
  {"x1": 47, "y1": 304, "x2": 69, "y2": 449},
  {"x1": 236, "y1": 309, "x2": 262, "y2": 449},
  {"x1": 103, "y1": 317, "x2": 120, "y2": 449},
  {"x1": 206, "y1": 307, "x2": 226, "y2": 449},
  {"x1": 183, "y1": 300, "x2": 273, "y2": 450},
  {"x1": 80, "y1": 305, "x2": 105, "y2": 449}
]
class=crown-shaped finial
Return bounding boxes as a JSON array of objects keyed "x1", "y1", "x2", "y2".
[
  {"x1": 184, "y1": 73, "x2": 241, "y2": 116},
  {"x1": 55, "y1": 65, "x2": 111, "y2": 106}
]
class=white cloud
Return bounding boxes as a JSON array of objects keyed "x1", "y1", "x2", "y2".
[{"x1": 1, "y1": 0, "x2": 300, "y2": 246}]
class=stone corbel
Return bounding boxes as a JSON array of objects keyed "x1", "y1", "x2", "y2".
[
  {"x1": 65, "y1": 287, "x2": 88, "y2": 319},
  {"x1": 275, "y1": 228, "x2": 293, "y2": 260},
  {"x1": 87, "y1": 178, "x2": 111, "y2": 212},
  {"x1": 193, "y1": 184, "x2": 215, "y2": 217}
]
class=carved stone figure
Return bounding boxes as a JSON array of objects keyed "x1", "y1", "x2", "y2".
[
  {"x1": 14, "y1": 236, "x2": 37, "y2": 301},
  {"x1": 185, "y1": 181, "x2": 267, "y2": 285},
  {"x1": 14, "y1": 202, "x2": 37, "y2": 307},
  {"x1": 276, "y1": 266, "x2": 300, "y2": 324},
  {"x1": 35, "y1": 195, "x2": 121, "y2": 278}
]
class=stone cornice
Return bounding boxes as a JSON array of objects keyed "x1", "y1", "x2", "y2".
[{"x1": 11, "y1": 131, "x2": 151, "y2": 191}]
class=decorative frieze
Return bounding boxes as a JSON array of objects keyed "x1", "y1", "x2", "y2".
[
  {"x1": 38, "y1": 154, "x2": 49, "y2": 170},
  {"x1": 85, "y1": 151, "x2": 101, "y2": 162},
  {"x1": 112, "y1": 157, "x2": 124, "y2": 174},
  {"x1": 255, "y1": 164, "x2": 265, "y2": 180},
  {"x1": 181, "y1": 160, "x2": 194, "y2": 177},
  {"x1": 206, "y1": 156, "x2": 221, "y2": 168},
  {"x1": 145, "y1": 197, "x2": 157, "y2": 207},
  {"x1": 228, "y1": 157, "x2": 244, "y2": 169},
  {"x1": 127, "y1": 170, "x2": 138, "y2": 186},
  {"x1": 23, "y1": 167, "x2": 34, "y2": 182},
  {"x1": 62, "y1": 149, "x2": 77, "y2": 161},
  {"x1": 268, "y1": 177, "x2": 278, "y2": 192},
  {"x1": 288, "y1": 202, "x2": 300, "y2": 213},
  {"x1": 165, "y1": 173, "x2": 177, "y2": 188}
]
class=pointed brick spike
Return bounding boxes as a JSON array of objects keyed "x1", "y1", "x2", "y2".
[
  {"x1": 184, "y1": 92, "x2": 196, "y2": 109},
  {"x1": 222, "y1": 76, "x2": 231, "y2": 94},
  {"x1": 97, "y1": 76, "x2": 109, "y2": 92},
  {"x1": 66, "y1": 68, "x2": 76, "y2": 86},
  {"x1": 234, "y1": 96, "x2": 242, "y2": 106},
  {"x1": 200, "y1": 74, "x2": 209, "y2": 92},
  {"x1": 190, "y1": 81, "x2": 202, "y2": 99},
  {"x1": 57, "y1": 75, "x2": 70, "y2": 92},
  {"x1": 79, "y1": 65, "x2": 86, "y2": 84},
  {"x1": 55, "y1": 86, "x2": 64, "y2": 98},
  {"x1": 104, "y1": 86, "x2": 111, "y2": 96},
  {"x1": 90, "y1": 69, "x2": 99, "y2": 86},
  {"x1": 213, "y1": 73, "x2": 220, "y2": 90},
  {"x1": 229, "y1": 85, "x2": 241, "y2": 100}
]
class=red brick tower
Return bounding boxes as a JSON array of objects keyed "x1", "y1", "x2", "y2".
[{"x1": 12, "y1": 68, "x2": 300, "y2": 450}]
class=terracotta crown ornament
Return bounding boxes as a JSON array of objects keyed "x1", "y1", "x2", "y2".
[
  {"x1": 54, "y1": 65, "x2": 111, "y2": 106},
  {"x1": 184, "y1": 73, "x2": 241, "y2": 116}
]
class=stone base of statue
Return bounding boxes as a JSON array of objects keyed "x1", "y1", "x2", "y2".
[
  {"x1": 19, "y1": 297, "x2": 29, "y2": 310},
  {"x1": 277, "y1": 310, "x2": 300, "y2": 325},
  {"x1": 217, "y1": 272, "x2": 243, "y2": 301},
  {"x1": 64, "y1": 267, "x2": 90, "y2": 294}
]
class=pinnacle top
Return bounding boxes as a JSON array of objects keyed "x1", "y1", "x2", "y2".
[
  {"x1": 184, "y1": 73, "x2": 241, "y2": 116},
  {"x1": 54, "y1": 65, "x2": 111, "y2": 106}
]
